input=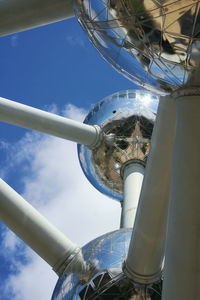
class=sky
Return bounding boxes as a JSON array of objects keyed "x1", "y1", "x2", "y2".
[{"x1": 0, "y1": 16, "x2": 139, "y2": 300}]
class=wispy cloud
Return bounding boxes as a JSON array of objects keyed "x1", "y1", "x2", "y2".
[
  {"x1": 65, "y1": 35, "x2": 85, "y2": 48},
  {"x1": 0, "y1": 104, "x2": 121, "y2": 299},
  {"x1": 10, "y1": 35, "x2": 19, "y2": 48},
  {"x1": 0, "y1": 141, "x2": 9, "y2": 150}
]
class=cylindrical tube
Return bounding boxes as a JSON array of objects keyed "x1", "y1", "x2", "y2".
[
  {"x1": 123, "y1": 96, "x2": 176, "y2": 284},
  {"x1": 0, "y1": 97, "x2": 101, "y2": 147},
  {"x1": 0, "y1": 0, "x2": 74, "y2": 37},
  {"x1": 0, "y1": 178, "x2": 83, "y2": 276},
  {"x1": 163, "y1": 94, "x2": 200, "y2": 299},
  {"x1": 120, "y1": 162, "x2": 144, "y2": 229}
]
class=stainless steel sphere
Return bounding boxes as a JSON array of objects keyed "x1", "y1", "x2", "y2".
[
  {"x1": 78, "y1": 90, "x2": 158, "y2": 201},
  {"x1": 74, "y1": 0, "x2": 200, "y2": 95},
  {"x1": 52, "y1": 229, "x2": 162, "y2": 300}
]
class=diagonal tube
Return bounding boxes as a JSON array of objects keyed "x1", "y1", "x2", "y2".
[
  {"x1": 0, "y1": 178, "x2": 88, "y2": 276},
  {"x1": 123, "y1": 96, "x2": 176, "y2": 284},
  {"x1": 0, "y1": 0, "x2": 74, "y2": 37},
  {"x1": 0, "y1": 97, "x2": 102, "y2": 148}
]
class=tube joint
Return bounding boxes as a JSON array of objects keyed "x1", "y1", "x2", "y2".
[
  {"x1": 120, "y1": 159, "x2": 145, "y2": 179},
  {"x1": 88, "y1": 125, "x2": 103, "y2": 149},
  {"x1": 123, "y1": 262, "x2": 162, "y2": 285},
  {"x1": 53, "y1": 247, "x2": 81, "y2": 276}
]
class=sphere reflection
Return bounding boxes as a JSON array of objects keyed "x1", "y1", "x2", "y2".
[
  {"x1": 78, "y1": 90, "x2": 158, "y2": 201},
  {"x1": 52, "y1": 229, "x2": 162, "y2": 300},
  {"x1": 74, "y1": 0, "x2": 200, "y2": 95}
]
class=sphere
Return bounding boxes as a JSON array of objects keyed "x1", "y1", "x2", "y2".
[
  {"x1": 52, "y1": 229, "x2": 162, "y2": 300},
  {"x1": 74, "y1": 0, "x2": 200, "y2": 95},
  {"x1": 78, "y1": 90, "x2": 158, "y2": 201}
]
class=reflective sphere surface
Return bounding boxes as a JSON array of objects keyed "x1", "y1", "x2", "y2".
[
  {"x1": 74, "y1": 0, "x2": 200, "y2": 95},
  {"x1": 52, "y1": 229, "x2": 162, "y2": 300},
  {"x1": 78, "y1": 90, "x2": 158, "y2": 201}
]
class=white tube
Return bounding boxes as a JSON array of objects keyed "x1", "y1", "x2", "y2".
[
  {"x1": 123, "y1": 97, "x2": 176, "y2": 284},
  {"x1": 0, "y1": 178, "x2": 85, "y2": 276},
  {"x1": 0, "y1": 0, "x2": 74, "y2": 37},
  {"x1": 163, "y1": 89, "x2": 200, "y2": 299},
  {"x1": 120, "y1": 162, "x2": 144, "y2": 228},
  {"x1": 0, "y1": 97, "x2": 101, "y2": 147}
]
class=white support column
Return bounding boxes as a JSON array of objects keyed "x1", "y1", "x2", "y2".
[
  {"x1": 123, "y1": 97, "x2": 176, "y2": 284},
  {"x1": 0, "y1": 178, "x2": 87, "y2": 276},
  {"x1": 0, "y1": 0, "x2": 74, "y2": 37},
  {"x1": 162, "y1": 83, "x2": 200, "y2": 298},
  {"x1": 120, "y1": 161, "x2": 144, "y2": 229},
  {"x1": 0, "y1": 97, "x2": 102, "y2": 148}
]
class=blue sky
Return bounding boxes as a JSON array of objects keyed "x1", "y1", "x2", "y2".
[{"x1": 0, "y1": 16, "x2": 139, "y2": 299}]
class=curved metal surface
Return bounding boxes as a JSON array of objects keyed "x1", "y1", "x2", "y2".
[
  {"x1": 74, "y1": 0, "x2": 200, "y2": 95},
  {"x1": 78, "y1": 90, "x2": 158, "y2": 201},
  {"x1": 52, "y1": 229, "x2": 162, "y2": 300}
]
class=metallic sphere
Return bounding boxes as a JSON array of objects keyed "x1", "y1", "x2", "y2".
[
  {"x1": 74, "y1": 0, "x2": 200, "y2": 95},
  {"x1": 52, "y1": 229, "x2": 162, "y2": 300},
  {"x1": 78, "y1": 90, "x2": 158, "y2": 201}
]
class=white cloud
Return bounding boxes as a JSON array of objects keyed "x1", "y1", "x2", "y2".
[
  {"x1": 1, "y1": 104, "x2": 121, "y2": 300},
  {"x1": 63, "y1": 103, "x2": 87, "y2": 121},
  {"x1": 2, "y1": 231, "x2": 20, "y2": 252},
  {"x1": 5, "y1": 251, "x2": 57, "y2": 300}
]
